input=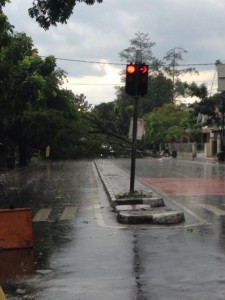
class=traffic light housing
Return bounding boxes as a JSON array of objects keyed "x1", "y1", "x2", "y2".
[
  {"x1": 125, "y1": 63, "x2": 148, "y2": 96},
  {"x1": 138, "y1": 63, "x2": 149, "y2": 96},
  {"x1": 125, "y1": 64, "x2": 137, "y2": 96}
]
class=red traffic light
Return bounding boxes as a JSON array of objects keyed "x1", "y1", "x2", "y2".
[
  {"x1": 125, "y1": 63, "x2": 149, "y2": 96},
  {"x1": 140, "y1": 65, "x2": 148, "y2": 74},
  {"x1": 126, "y1": 64, "x2": 136, "y2": 74}
]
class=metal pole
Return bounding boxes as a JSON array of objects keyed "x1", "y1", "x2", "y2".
[
  {"x1": 222, "y1": 92, "x2": 225, "y2": 152},
  {"x1": 129, "y1": 50, "x2": 142, "y2": 193},
  {"x1": 130, "y1": 95, "x2": 139, "y2": 193}
]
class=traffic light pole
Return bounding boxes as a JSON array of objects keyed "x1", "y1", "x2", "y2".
[
  {"x1": 222, "y1": 92, "x2": 225, "y2": 152},
  {"x1": 126, "y1": 50, "x2": 148, "y2": 193},
  {"x1": 130, "y1": 94, "x2": 139, "y2": 193}
]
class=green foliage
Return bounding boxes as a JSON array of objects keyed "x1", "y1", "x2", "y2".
[
  {"x1": 0, "y1": 13, "x2": 93, "y2": 164},
  {"x1": 188, "y1": 82, "x2": 208, "y2": 100},
  {"x1": 144, "y1": 103, "x2": 189, "y2": 143},
  {"x1": 114, "y1": 73, "x2": 174, "y2": 136},
  {"x1": 28, "y1": 0, "x2": 103, "y2": 30},
  {"x1": 1, "y1": 0, "x2": 103, "y2": 29},
  {"x1": 188, "y1": 82, "x2": 222, "y2": 129},
  {"x1": 114, "y1": 87, "x2": 134, "y2": 135},
  {"x1": 0, "y1": 0, "x2": 10, "y2": 9},
  {"x1": 0, "y1": 11, "x2": 14, "y2": 46},
  {"x1": 73, "y1": 93, "x2": 92, "y2": 112},
  {"x1": 114, "y1": 32, "x2": 199, "y2": 141}
]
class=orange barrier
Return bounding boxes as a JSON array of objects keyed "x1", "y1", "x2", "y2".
[
  {"x1": 0, "y1": 208, "x2": 33, "y2": 250},
  {"x1": 0, "y1": 249, "x2": 35, "y2": 282}
]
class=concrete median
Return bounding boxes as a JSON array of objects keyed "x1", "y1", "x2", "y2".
[{"x1": 95, "y1": 159, "x2": 185, "y2": 225}]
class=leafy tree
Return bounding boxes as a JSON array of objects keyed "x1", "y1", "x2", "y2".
[
  {"x1": 163, "y1": 47, "x2": 197, "y2": 101},
  {"x1": 163, "y1": 47, "x2": 196, "y2": 79},
  {"x1": 188, "y1": 82, "x2": 208, "y2": 100},
  {"x1": 114, "y1": 73, "x2": 174, "y2": 136},
  {"x1": 119, "y1": 32, "x2": 160, "y2": 67},
  {"x1": 0, "y1": 13, "x2": 87, "y2": 164},
  {"x1": 73, "y1": 93, "x2": 92, "y2": 112},
  {"x1": 144, "y1": 103, "x2": 189, "y2": 144},
  {"x1": 0, "y1": 0, "x2": 103, "y2": 30},
  {"x1": 94, "y1": 101, "x2": 117, "y2": 131},
  {"x1": 188, "y1": 82, "x2": 222, "y2": 128},
  {"x1": 3, "y1": 53, "x2": 82, "y2": 163},
  {"x1": 114, "y1": 33, "x2": 198, "y2": 140},
  {"x1": 140, "y1": 73, "x2": 173, "y2": 113}
]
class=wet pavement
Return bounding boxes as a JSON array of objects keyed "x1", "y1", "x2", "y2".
[{"x1": 1, "y1": 158, "x2": 225, "y2": 299}]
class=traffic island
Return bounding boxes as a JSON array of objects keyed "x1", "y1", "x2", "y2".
[
  {"x1": 114, "y1": 194, "x2": 184, "y2": 225},
  {"x1": 94, "y1": 159, "x2": 185, "y2": 226},
  {"x1": 114, "y1": 196, "x2": 165, "y2": 208},
  {"x1": 117, "y1": 207, "x2": 185, "y2": 225}
]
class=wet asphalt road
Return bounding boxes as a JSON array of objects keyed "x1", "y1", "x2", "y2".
[{"x1": 1, "y1": 158, "x2": 225, "y2": 299}]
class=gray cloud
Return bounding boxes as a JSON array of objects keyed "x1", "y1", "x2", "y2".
[{"x1": 3, "y1": 0, "x2": 225, "y2": 104}]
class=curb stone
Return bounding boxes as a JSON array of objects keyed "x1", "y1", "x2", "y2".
[
  {"x1": 114, "y1": 197, "x2": 165, "y2": 207},
  {"x1": 117, "y1": 210, "x2": 184, "y2": 225}
]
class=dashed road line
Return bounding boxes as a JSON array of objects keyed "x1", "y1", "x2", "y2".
[
  {"x1": 33, "y1": 207, "x2": 78, "y2": 222},
  {"x1": 60, "y1": 206, "x2": 77, "y2": 221},
  {"x1": 33, "y1": 208, "x2": 52, "y2": 222}
]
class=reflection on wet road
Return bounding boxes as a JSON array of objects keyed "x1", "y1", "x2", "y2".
[
  {"x1": 0, "y1": 161, "x2": 135, "y2": 300},
  {"x1": 1, "y1": 158, "x2": 225, "y2": 300},
  {"x1": 115, "y1": 158, "x2": 225, "y2": 225}
]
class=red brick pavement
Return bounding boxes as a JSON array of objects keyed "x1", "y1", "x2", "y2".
[{"x1": 141, "y1": 178, "x2": 225, "y2": 196}]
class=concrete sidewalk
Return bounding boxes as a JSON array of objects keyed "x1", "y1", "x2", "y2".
[{"x1": 95, "y1": 159, "x2": 184, "y2": 225}]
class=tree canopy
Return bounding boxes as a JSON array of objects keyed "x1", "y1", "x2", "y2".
[
  {"x1": 0, "y1": 13, "x2": 94, "y2": 164},
  {"x1": 0, "y1": 11, "x2": 220, "y2": 162},
  {"x1": 144, "y1": 103, "x2": 190, "y2": 144},
  {"x1": 0, "y1": 0, "x2": 103, "y2": 30}
]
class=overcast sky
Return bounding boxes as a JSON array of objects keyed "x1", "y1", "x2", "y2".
[{"x1": 3, "y1": 0, "x2": 225, "y2": 106}]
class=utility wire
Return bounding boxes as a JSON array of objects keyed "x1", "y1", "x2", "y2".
[
  {"x1": 41, "y1": 55, "x2": 220, "y2": 68},
  {"x1": 49, "y1": 57, "x2": 125, "y2": 66}
]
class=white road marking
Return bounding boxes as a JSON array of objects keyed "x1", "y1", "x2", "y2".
[
  {"x1": 33, "y1": 208, "x2": 52, "y2": 222},
  {"x1": 93, "y1": 203, "x2": 127, "y2": 229},
  {"x1": 60, "y1": 207, "x2": 77, "y2": 221},
  {"x1": 198, "y1": 204, "x2": 225, "y2": 216},
  {"x1": 169, "y1": 199, "x2": 208, "y2": 224},
  {"x1": 94, "y1": 204, "x2": 106, "y2": 227}
]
